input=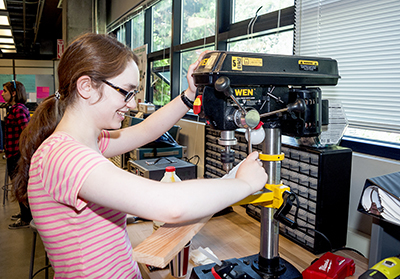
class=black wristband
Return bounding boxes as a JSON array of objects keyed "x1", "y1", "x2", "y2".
[{"x1": 180, "y1": 91, "x2": 194, "y2": 109}]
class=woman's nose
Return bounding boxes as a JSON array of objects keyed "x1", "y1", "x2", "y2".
[{"x1": 126, "y1": 97, "x2": 137, "y2": 110}]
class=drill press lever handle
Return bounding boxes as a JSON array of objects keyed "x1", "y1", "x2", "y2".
[
  {"x1": 215, "y1": 76, "x2": 260, "y2": 130},
  {"x1": 215, "y1": 76, "x2": 247, "y2": 115},
  {"x1": 259, "y1": 99, "x2": 306, "y2": 119}
]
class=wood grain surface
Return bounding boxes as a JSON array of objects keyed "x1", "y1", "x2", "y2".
[{"x1": 128, "y1": 206, "x2": 368, "y2": 279}]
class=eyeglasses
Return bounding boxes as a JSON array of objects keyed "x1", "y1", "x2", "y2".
[{"x1": 102, "y1": 80, "x2": 138, "y2": 103}]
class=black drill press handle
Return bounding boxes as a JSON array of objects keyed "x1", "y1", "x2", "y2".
[
  {"x1": 215, "y1": 76, "x2": 248, "y2": 115},
  {"x1": 215, "y1": 76, "x2": 234, "y2": 97}
]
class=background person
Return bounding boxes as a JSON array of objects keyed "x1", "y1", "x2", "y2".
[
  {"x1": 13, "y1": 33, "x2": 268, "y2": 278},
  {"x1": 2, "y1": 80, "x2": 32, "y2": 229}
]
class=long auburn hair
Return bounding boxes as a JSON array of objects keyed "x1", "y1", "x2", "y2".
[{"x1": 14, "y1": 33, "x2": 139, "y2": 204}]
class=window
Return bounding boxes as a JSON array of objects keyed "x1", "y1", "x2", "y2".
[
  {"x1": 233, "y1": 0, "x2": 294, "y2": 23},
  {"x1": 116, "y1": 25, "x2": 126, "y2": 45},
  {"x1": 152, "y1": 0, "x2": 172, "y2": 52},
  {"x1": 294, "y1": 0, "x2": 400, "y2": 148},
  {"x1": 182, "y1": 0, "x2": 216, "y2": 44},
  {"x1": 151, "y1": 59, "x2": 171, "y2": 106},
  {"x1": 108, "y1": 0, "x2": 295, "y2": 110},
  {"x1": 228, "y1": 30, "x2": 293, "y2": 54},
  {"x1": 181, "y1": 46, "x2": 214, "y2": 93},
  {"x1": 131, "y1": 12, "x2": 144, "y2": 49}
]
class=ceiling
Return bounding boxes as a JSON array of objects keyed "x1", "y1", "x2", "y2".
[{"x1": 2, "y1": 0, "x2": 62, "y2": 60}]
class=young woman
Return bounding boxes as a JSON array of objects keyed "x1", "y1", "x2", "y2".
[
  {"x1": 14, "y1": 33, "x2": 268, "y2": 278},
  {"x1": 2, "y1": 80, "x2": 32, "y2": 229}
]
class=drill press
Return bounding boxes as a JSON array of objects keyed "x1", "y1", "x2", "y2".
[{"x1": 189, "y1": 51, "x2": 340, "y2": 279}]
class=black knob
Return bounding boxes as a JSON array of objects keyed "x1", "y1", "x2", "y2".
[
  {"x1": 287, "y1": 99, "x2": 306, "y2": 113},
  {"x1": 215, "y1": 76, "x2": 233, "y2": 97}
]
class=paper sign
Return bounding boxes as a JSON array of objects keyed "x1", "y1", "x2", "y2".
[
  {"x1": 0, "y1": 90, "x2": 4, "y2": 103},
  {"x1": 57, "y1": 39, "x2": 65, "y2": 59},
  {"x1": 37, "y1": 86, "x2": 50, "y2": 99}
]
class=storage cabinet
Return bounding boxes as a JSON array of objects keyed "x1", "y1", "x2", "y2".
[{"x1": 204, "y1": 126, "x2": 352, "y2": 254}]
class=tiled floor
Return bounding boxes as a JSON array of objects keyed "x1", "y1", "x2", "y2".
[{"x1": 0, "y1": 155, "x2": 54, "y2": 278}]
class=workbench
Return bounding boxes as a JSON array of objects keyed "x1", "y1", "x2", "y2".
[{"x1": 127, "y1": 206, "x2": 368, "y2": 279}]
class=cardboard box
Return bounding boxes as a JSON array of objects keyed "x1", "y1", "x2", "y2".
[{"x1": 138, "y1": 103, "x2": 155, "y2": 114}]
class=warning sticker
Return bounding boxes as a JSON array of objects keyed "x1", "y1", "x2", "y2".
[
  {"x1": 299, "y1": 60, "x2": 319, "y2": 71},
  {"x1": 200, "y1": 54, "x2": 218, "y2": 70},
  {"x1": 232, "y1": 56, "x2": 243, "y2": 70},
  {"x1": 200, "y1": 58, "x2": 209, "y2": 67},
  {"x1": 232, "y1": 56, "x2": 263, "y2": 70},
  {"x1": 243, "y1": 57, "x2": 263, "y2": 66}
]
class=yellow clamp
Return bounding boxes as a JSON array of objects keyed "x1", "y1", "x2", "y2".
[
  {"x1": 231, "y1": 153, "x2": 288, "y2": 208},
  {"x1": 263, "y1": 183, "x2": 290, "y2": 209},
  {"x1": 259, "y1": 153, "x2": 285, "y2": 162},
  {"x1": 232, "y1": 183, "x2": 290, "y2": 208},
  {"x1": 231, "y1": 188, "x2": 274, "y2": 207}
]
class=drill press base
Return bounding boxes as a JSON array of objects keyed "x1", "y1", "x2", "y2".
[{"x1": 190, "y1": 254, "x2": 302, "y2": 279}]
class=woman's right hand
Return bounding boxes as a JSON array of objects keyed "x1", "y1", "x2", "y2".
[{"x1": 235, "y1": 151, "x2": 268, "y2": 193}]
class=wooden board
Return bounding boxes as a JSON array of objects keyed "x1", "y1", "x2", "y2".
[
  {"x1": 128, "y1": 206, "x2": 368, "y2": 279},
  {"x1": 132, "y1": 216, "x2": 212, "y2": 268}
]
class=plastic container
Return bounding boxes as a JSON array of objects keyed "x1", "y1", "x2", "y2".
[
  {"x1": 160, "y1": 166, "x2": 182, "y2": 183},
  {"x1": 153, "y1": 166, "x2": 181, "y2": 231}
]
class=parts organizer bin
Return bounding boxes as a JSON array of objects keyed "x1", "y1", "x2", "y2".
[{"x1": 204, "y1": 126, "x2": 352, "y2": 254}]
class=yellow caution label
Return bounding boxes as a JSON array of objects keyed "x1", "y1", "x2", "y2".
[
  {"x1": 232, "y1": 56, "x2": 243, "y2": 70},
  {"x1": 299, "y1": 60, "x2": 319, "y2": 66},
  {"x1": 200, "y1": 58, "x2": 209, "y2": 67},
  {"x1": 243, "y1": 57, "x2": 263, "y2": 66},
  {"x1": 232, "y1": 56, "x2": 263, "y2": 71},
  {"x1": 299, "y1": 60, "x2": 319, "y2": 71}
]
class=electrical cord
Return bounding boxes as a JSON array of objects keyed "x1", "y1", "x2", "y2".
[
  {"x1": 296, "y1": 225, "x2": 333, "y2": 253},
  {"x1": 281, "y1": 191, "x2": 365, "y2": 258},
  {"x1": 247, "y1": 6, "x2": 263, "y2": 37},
  {"x1": 184, "y1": 155, "x2": 200, "y2": 166}
]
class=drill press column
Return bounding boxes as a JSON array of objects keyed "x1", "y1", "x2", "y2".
[{"x1": 260, "y1": 128, "x2": 281, "y2": 261}]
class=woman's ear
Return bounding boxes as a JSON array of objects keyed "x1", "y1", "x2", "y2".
[{"x1": 76, "y1": 75, "x2": 93, "y2": 100}]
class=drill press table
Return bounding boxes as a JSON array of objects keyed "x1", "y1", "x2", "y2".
[{"x1": 127, "y1": 206, "x2": 368, "y2": 279}]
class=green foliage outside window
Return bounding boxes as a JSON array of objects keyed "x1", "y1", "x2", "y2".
[
  {"x1": 152, "y1": 0, "x2": 172, "y2": 52},
  {"x1": 233, "y1": 0, "x2": 294, "y2": 23},
  {"x1": 152, "y1": 59, "x2": 171, "y2": 106},
  {"x1": 131, "y1": 13, "x2": 144, "y2": 49},
  {"x1": 182, "y1": 0, "x2": 216, "y2": 44}
]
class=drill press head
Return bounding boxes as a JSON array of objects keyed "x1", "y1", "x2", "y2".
[
  {"x1": 192, "y1": 51, "x2": 339, "y2": 137},
  {"x1": 192, "y1": 51, "x2": 339, "y2": 172}
]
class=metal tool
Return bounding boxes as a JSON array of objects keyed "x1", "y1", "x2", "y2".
[{"x1": 190, "y1": 51, "x2": 339, "y2": 279}]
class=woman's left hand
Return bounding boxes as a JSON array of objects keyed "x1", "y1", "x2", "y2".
[{"x1": 185, "y1": 50, "x2": 210, "y2": 101}]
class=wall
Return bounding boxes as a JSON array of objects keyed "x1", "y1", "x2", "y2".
[
  {"x1": 0, "y1": 59, "x2": 56, "y2": 102},
  {"x1": 108, "y1": 0, "x2": 142, "y2": 25},
  {"x1": 176, "y1": 119, "x2": 205, "y2": 178},
  {"x1": 347, "y1": 153, "x2": 400, "y2": 258}
]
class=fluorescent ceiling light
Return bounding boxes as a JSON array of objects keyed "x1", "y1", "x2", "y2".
[
  {"x1": 0, "y1": 15, "x2": 9, "y2": 26},
  {"x1": 0, "y1": 37, "x2": 14, "y2": 44},
  {"x1": 2, "y1": 49, "x2": 16, "y2": 53},
  {"x1": 0, "y1": 1, "x2": 5, "y2": 10},
  {"x1": 0, "y1": 44, "x2": 14, "y2": 49},
  {"x1": 0, "y1": 29, "x2": 12, "y2": 36}
]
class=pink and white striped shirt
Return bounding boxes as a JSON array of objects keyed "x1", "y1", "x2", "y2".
[{"x1": 28, "y1": 131, "x2": 142, "y2": 279}]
